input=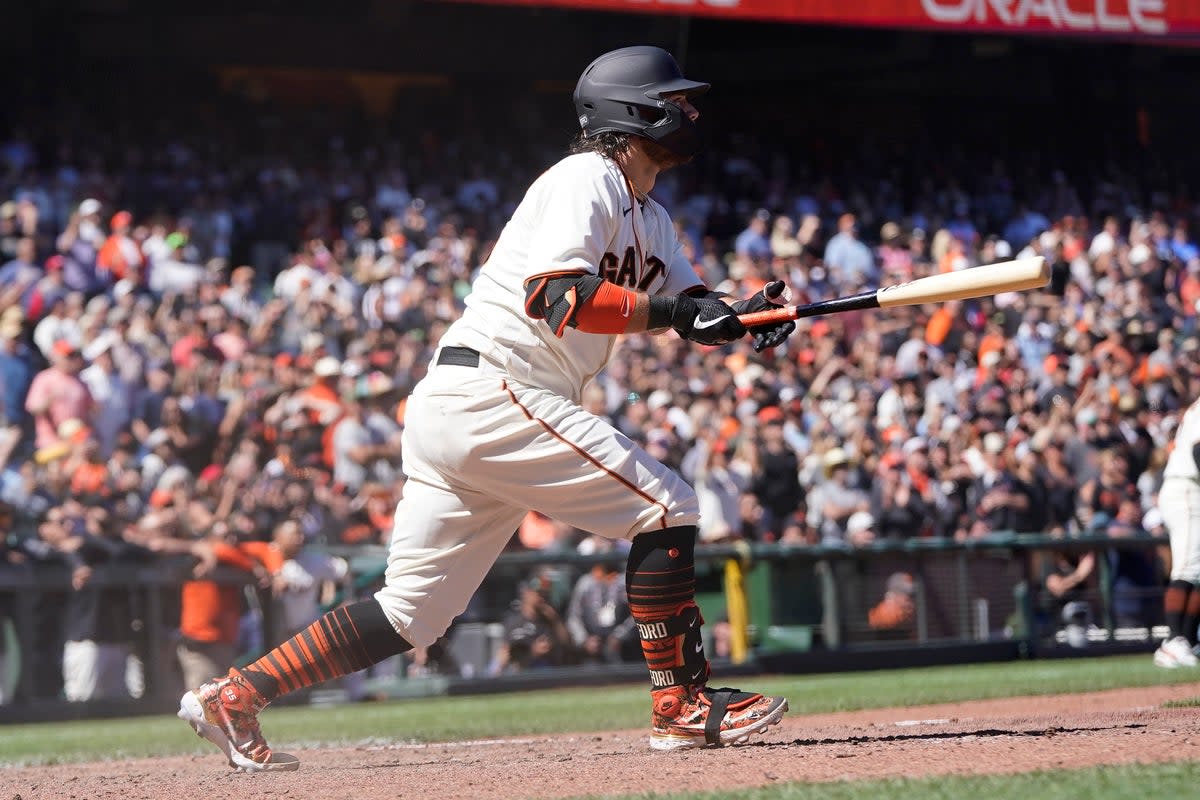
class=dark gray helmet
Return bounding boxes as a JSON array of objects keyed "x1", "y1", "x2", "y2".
[{"x1": 574, "y1": 46, "x2": 709, "y2": 158}]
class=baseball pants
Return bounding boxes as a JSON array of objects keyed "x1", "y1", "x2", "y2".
[
  {"x1": 1159, "y1": 476, "x2": 1200, "y2": 583},
  {"x1": 62, "y1": 640, "x2": 134, "y2": 701},
  {"x1": 374, "y1": 361, "x2": 699, "y2": 649}
]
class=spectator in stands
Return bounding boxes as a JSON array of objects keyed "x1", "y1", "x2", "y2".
[
  {"x1": 749, "y1": 407, "x2": 803, "y2": 540},
  {"x1": 964, "y1": 432, "x2": 1029, "y2": 537},
  {"x1": 693, "y1": 437, "x2": 748, "y2": 544},
  {"x1": 97, "y1": 211, "x2": 143, "y2": 285},
  {"x1": 177, "y1": 523, "x2": 276, "y2": 691},
  {"x1": 269, "y1": 519, "x2": 351, "y2": 640},
  {"x1": 844, "y1": 510, "x2": 877, "y2": 547},
  {"x1": 329, "y1": 374, "x2": 403, "y2": 495},
  {"x1": 57, "y1": 199, "x2": 105, "y2": 295},
  {"x1": 769, "y1": 215, "x2": 801, "y2": 260},
  {"x1": 871, "y1": 450, "x2": 929, "y2": 541},
  {"x1": 823, "y1": 213, "x2": 875, "y2": 287},
  {"x1": 58, "y1": 506, "x2": 156, "y2": 702},
  {"x1": 1077, "y1": 448, "x2": 1139, "y2": 534},
  {"x1": 565, "y1": 537, "x2": 637, "y2": 665},
  {"x1": 25, "y1": 341, "x2": 92, "y2": 452},
  {"x1": 79, "y1": 333, "x2": 132, "y2": 457},
  {"x1": 31, "y1": 292, "x2": 74, "y2": 360},
  {"x1": 868, "y1": 572, "x2": 916, "y2": 636},
  {"x1": 0, "y1": 236, "x2": 40, "y2": 309},
  {"x1": 489, "y1": 573, "x2": 571, "y2": 675},
  {"x1": 1103, "y1": 498, "x2": 1162, "y2": 630},
  {"x1": 807, "y1": 447, "x2": 870, "y2": 546},
  {"x1": 220, "y1": 265, "x2": 261, "y2": 323},
  {"x1": 734, "y1": 210, "x2": 771, "y2": 261},
  {"x1": 877, "y1": 222, "x2": 912, "y2": 282},
  {"x1": 0, "y1": 313, "x2": 32, "y2": 432},
  {"x1": 1040, "y1": 547, "x2": 1096, "y2": 648},
  {"x1": 129, "y1": 362, "x2": 173, "y2": 446}
]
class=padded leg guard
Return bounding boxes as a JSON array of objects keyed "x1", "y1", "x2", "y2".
[{"x1": 626, "y1": 526, "x2": 709, "y2": 688}]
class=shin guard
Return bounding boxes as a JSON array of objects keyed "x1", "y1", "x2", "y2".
[{"x1": 626, "y1": 526, "x2": 709, "y2": 689}]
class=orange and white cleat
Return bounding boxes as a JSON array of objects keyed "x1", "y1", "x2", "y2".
[
  {"x1": 177, "y1": 670, "x2": 300, "y2": 772},
  {"x1": 649, "y1": 684, "x2": 788, "y2": 751}
]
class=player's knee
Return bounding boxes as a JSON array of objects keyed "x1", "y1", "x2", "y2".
[
  {"x1": 1176, "y1": 564, "x2": 1200, "y2": 584},
  {"x1": 372, "y1": 588, "x2": 450, "y2": 650},
  {"x1": 664, "y1": 484, "x2": 700, "y2": 527}
]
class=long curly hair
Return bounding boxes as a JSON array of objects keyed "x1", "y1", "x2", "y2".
[
  {"x1": 568, "y1": 130, "x2": 690, "y2": 170},
  {"x1": 568, "y1": 131, "x2": 632, "y2": 161}
]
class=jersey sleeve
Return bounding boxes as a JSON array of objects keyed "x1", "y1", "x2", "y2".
[
  {"x1": 656, "y1": 235, "x2": 706, "y2": 296},
  {"x1": 522, "y1": 157, "x2": 622, "y2": 282}
]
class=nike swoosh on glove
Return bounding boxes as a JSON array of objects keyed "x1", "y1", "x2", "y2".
[
  {"x1": 653, "y1": 293, "x2": 747, "y2": 346},
  {"x1": 730, "y1": 280, "x2": 795, "y2": 352}
]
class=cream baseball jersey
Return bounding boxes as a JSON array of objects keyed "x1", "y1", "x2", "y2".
[
  {"x1": 1165, "y1": 398, "x2": 1200, "y2": 480},
  {"x1": 439, "y1": 152, "x2": 703, "y2": 401}
]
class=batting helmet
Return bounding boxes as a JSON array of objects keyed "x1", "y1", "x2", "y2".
[{"x1": 574, "y1": 46, "x2": 709, "y2": 159}]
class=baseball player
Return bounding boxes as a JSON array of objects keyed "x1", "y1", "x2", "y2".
[
  {"x1": 1154, "y1": 396, "x2": 1200, "y2": 668},
  {"x1": 178, "y1": 46, "x2": 793, "y2": 771}
]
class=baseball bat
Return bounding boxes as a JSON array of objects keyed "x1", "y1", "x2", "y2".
[{"x1": 736, "y1": 256, "x2": 1050, "y2": 327}]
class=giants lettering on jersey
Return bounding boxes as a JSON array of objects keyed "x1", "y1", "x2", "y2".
[{"x1": 599, "y1": 247, "x2": 666, "y2": 291}]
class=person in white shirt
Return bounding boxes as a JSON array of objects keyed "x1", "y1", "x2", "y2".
[
  {"x1": 270, "y1": 520, "x2": 351, "y2": 637},
  {"x1": 79, "y1": 333, "x2": 131, "y2": 457}
]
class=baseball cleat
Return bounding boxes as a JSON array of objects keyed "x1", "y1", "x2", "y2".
[
  {"x1": 1153, "y1": 636, "x2": 1200, "y2": 669},
  {"x1": 177, "y1": 670, "x2": 300, "y2": 772},
  {"x1": 649, "y1": 684, "x2": 788, "y2": 751}
]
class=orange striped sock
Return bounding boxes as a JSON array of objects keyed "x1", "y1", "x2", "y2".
[{"x1": 238, "y1": 600, "x2": 410, "y2": 702}]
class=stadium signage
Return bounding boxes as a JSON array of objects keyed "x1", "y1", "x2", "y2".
[
  {"x1": 462, "y1": 0, "x2": 1200, "y2": 41},
  {"x1": 921, "y1": 0, "x2": 1168, "y2": 34}
]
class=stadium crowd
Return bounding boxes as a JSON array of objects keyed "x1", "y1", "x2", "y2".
[{"x1": 0, "y1": 100, "x2": 1194, "y2": 699}]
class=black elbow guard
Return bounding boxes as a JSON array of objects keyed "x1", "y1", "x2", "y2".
[{"x1": 523, "y1": 273, "x2": 605, "y2": 336}]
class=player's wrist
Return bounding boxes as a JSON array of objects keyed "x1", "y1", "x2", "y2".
[{"x1": 647, "y1": 293, "x2": 695, "y2": 335}]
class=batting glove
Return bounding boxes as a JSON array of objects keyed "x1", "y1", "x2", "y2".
[
  {"x1": 649, "y1": 293, "x2": 747, "y2": 346},
  {"x1": 730, "y1": 280, "x2": 795, "y2": 352}
]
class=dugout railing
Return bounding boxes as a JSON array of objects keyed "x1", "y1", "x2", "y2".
[{"x1": 0, "y1": 532, "x2": 1169, "y2": 722}]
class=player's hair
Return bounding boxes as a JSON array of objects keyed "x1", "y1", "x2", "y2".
[
  {"x1": 568, "y1": 130, "x2": 689, "y2": 170},
  {"x1": 568, "y1": 130, "x2": 632, "y2": 161}
]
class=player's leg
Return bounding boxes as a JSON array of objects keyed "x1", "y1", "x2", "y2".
[
  {"x1": 179, "y1": 483, "x2": 523, "y2": 772},
  {"x1": 1155, "y1": 478, "x2": 1200, "y2": 668},
  {"x1": 1183, "y1": 581, "x2": 1200, "y2": 650},
  {"x1": 178, "y1": 598, "x2": 412, "y2": 771},
  {"x1": 484, "y1": 381, "x2": 786, "y2": 749},
  {"x1": 625, "y1": 524, "x2": 787, "y2": 749},
  {"x1": 179, "y1": 373, "x2": 527, "y2": 771}
]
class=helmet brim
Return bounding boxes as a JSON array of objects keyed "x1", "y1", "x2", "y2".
[{"x1": 645, "y1": 78, "x2": 710, "y2": 100}]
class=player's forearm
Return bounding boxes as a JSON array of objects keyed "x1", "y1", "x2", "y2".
[{"x1": 526, "y1": 272, "x2": 693, "y2": 335}]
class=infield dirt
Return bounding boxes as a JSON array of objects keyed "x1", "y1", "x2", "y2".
[{"x1": 7, "y1": 683, "x2": 1200, "y2": 800}]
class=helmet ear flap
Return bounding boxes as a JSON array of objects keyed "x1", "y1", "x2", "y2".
[{"x1": 636, "y1": 105, "x2": 666, "y2": 124}]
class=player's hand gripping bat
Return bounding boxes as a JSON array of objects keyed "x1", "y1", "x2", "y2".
[{"x1": 736, "y1": 257, "x2": 1050, "y2": 328}]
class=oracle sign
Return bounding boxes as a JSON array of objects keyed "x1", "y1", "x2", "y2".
[
  {"x1": 921, "y1": 0, "x2": 1168, "y2": 33},
  {"x1": 457, "y1": 0, "x2": 1200, "y2": 43}
]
